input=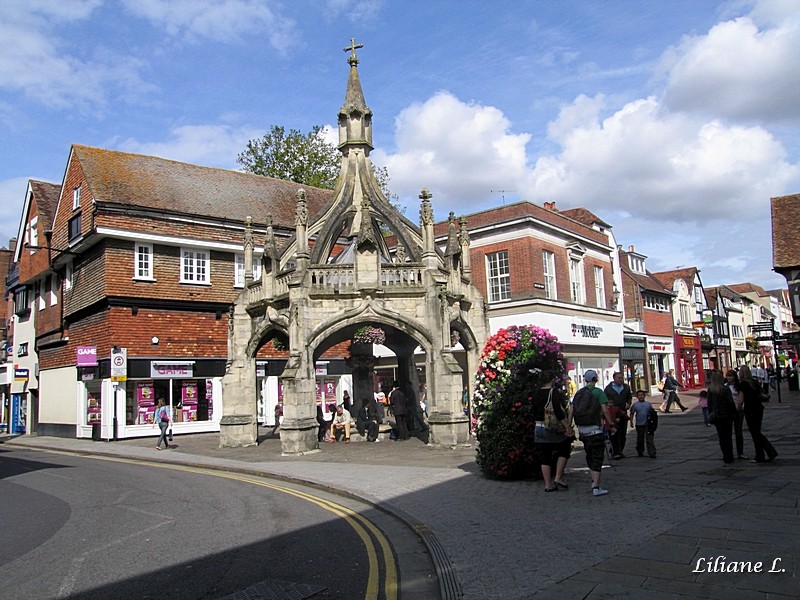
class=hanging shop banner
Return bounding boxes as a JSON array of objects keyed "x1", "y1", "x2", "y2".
[
  {"x1": 181, "y1": 381, "x2": 198, "y2": 405},
  {"x1": 14, "y1": 368, "x2": 29, "y2": 382},
  {"x1": 137, "y1": 382, "x2": 155, "y2": 406}
]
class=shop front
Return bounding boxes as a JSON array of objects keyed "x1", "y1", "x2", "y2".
[
  {"x1": 675, "y1": 332, "x2": 704, "y2": 389},
  {"x1": 256, "y1": 359, "x2": 352, "y2": 428},
  {"x1": 491, "y1": 311, "x2": 624, "y2": 391},
  {"x1": 620, "y1": 333, "x2": 647, "y2": 392},
  {"x1": 77, "y1": 356, "x2": 225, "y2": 440},
  {"x1": 647, "y1": 337, "x2": 675, "y2": 394}
]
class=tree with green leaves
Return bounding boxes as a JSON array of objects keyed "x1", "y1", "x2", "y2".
[
  {"x1": 238, "y1": 125, "x2": 402, "y2": 216},
  {"x1": 237, "y1": 125, "x2": 340, "y2": 189}
]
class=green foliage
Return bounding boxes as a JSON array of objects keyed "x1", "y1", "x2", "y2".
[
  {"x1": 237, "y1": 125, "x2": 340, "y2": 189},
  {"x1": 473, "y1": 325, "x2": 565, "y2": 480}
]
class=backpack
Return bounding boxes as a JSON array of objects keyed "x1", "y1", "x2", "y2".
[
  {"x1": 646, "y1": 407, "x2": 658, "y2": 433},
  {"x1": 572, "y1": 387, "x2": 601, "y2": 426}
]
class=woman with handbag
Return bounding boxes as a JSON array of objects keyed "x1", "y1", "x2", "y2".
[
  {"x1": 707, "y1": 371, "x2": 736, "y2": 464},
  {"x1": 152, "y1": 398, "x2": 171, "y2": 450},
  {"x1": 532, "y1": 370, "x2": 574, "y2": 492},
  {"x1": 738, "y1": 365, "x2": 778, "y2": 463}
]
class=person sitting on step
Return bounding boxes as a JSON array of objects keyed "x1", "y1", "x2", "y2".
[{"x1": 329, "y1": 404, "x2": 352, "y2": 443}]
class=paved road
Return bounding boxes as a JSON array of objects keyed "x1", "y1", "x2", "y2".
[
  {"x1": 5, "y1": 386, "x2": 798, "y2": 599},
  {"x1": 0, "y1": 447, "x2": 433, "y2": 600}
]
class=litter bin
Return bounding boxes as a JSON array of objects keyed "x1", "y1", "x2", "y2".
[
  {"x1": 91, "y1": 423, "x2": 102, "y2": 441},
  {"x1": 788, "y1": 370, "x2": 798, "y2": 391}
]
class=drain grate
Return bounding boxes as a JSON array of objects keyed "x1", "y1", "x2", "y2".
[{"x1": 217, "y1": 579, "x2": 327, "y2": 600}]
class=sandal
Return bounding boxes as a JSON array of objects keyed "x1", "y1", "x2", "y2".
[
  {"x1": 544, "y1": 486, "x2": 558, "y2": 492},
  {"x1": 555, "y1": 480, "x2": 569, "y2": 490}
]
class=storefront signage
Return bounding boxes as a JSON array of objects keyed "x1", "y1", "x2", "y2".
[
  {"x1": 150, "y1": 361, "x2": 194, "y2": 378},
  {"x1": 647, "y1": 339, "x2": 674, "y2": 353},
  {"x1": 572, "y1": 323, "x2": 603, "y2": 338},
  {"x1": 14, "y1": 368, "x2": 29, "y2": 382},
  {"x1": 76, "y1": 346, "x2": 98, "y2": 367},
  {"x1": 623, "y1": 335, "x2": 646, "y2": 348},
  {"x1": 315, "y1": 362, "x2": 329, "y2": 375},
  {"x1": 680, "y1": 336, "x2": 697, "y2": 347}
]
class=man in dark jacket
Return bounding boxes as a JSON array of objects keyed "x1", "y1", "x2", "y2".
[
  {"x1": 604, "y1": 372, "x2": 632, "y2": 458},
  {"x1": 389, "y1": 381, "x2": 409, "y2": 440}
]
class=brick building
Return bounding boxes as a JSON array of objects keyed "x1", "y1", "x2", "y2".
[
  {"x1": 618, "y1": 245, "x2": 676, "y2": 393},
  {"x1": 437, "y1": 201, "x2": 624, "y2": 389},
  {"x1": 10, "y1": 146, "x2": 334, "y2": 439}
]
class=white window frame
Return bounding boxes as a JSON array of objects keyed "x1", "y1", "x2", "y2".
[
  {"x1": 234, "y1": 254, "x2": 261, "y2": 287},
  {"x1": 594, "y1": 266, "x2": 606, "y2": 308},
  {"x1": 679, "y1": 303, "x2": 691, "y2": 326},
  {"x1": 73, "y1": 186, "x2": 81, "y2": 210},
  {"x1": 64, "y1": 262, "x2": 73, "y2": 290},
  {"x1": 134, "y1": 243, "x2": 154, "y2": 281},
  {"x1": 569, "y1": 258, "x2": 584, "y2": 304},
  {"x1": 542, "y1": 250, "x2": 557, "y2": 300},
  {"x1": 181, "y1": 248, "x2": 210, "y2": 284},
  {"x1": 486, "y1": 251, "x2": 511, "y2": 303},
  {"x1": 628, "y1": 255, "x2": 645, "y2": 274}
]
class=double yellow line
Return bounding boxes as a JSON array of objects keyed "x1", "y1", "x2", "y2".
[{"x1": 43, "y1": 450, "x2": 399, "y2": 600}]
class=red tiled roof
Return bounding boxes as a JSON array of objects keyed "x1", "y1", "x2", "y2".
[
  {"x1": 29, "y1": 180, "x2": 61, "y2": 232},
  {"x1": 652, "y1": 267, "x2": 698, "y2": 291},
  {"x1": 432, "y1": 201, "x2": 608, "y2": 245},
  {"x1": 73, "y1": 145, "x2": 334, "y2": 229},
  {"x1": 558, "y1": 207, "x2": 610, "y2": 228},
  {"x1": 771, "y1": 194, "x2": 800, "y2": 270},
  {"x1": 727, "y1": 282, "x2": 769, "y2": 297}
]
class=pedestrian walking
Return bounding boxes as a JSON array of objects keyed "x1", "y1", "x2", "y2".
[
  {"x1": 571, "y1": 370, "x2": 615, "y2": 496},
  {"x1": 629, "y1": 390, "x2": 657, "y2": 458},
  {"x1": 153, "y1": 398, "x2": 171, "y2": 450},
  {"x1": 707, "y1": 371, "x2": 737, "y2": 464},
  {"x1": 660, "y1": 369, "x2": 687, "y2": 413},
  {"x1": 738, "y1": 365, "x2": 778, "y2": 463},
  {"x1": 604, "y1": 372, "x2": 632, "y2": 458}
]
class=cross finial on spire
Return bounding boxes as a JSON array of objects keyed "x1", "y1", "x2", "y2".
[{"x1": 344, "y1": 37, "x2": 363, "y2": 66}]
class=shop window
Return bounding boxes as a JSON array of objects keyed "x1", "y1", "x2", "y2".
[{"x1": 125, "y1": 378, "x2": 214, "y2": 425}]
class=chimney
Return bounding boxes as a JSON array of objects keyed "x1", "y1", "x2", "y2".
[
  {"x1": 8, "y1": 237, "x2": 17, "y2": 253},
  {"x1": 628, "y1": 245, "x2": 635, "y2": 252}
]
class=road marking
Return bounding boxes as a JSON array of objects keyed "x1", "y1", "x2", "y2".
[{"x1": 38, "y1": 450, "x2": 398, "y2": 600}]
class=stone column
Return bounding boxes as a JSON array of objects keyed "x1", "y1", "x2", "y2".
[{"x1": 347, "y1": 343, "x2": 376, "y2": 408}]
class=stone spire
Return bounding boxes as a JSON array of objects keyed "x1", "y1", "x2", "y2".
[{"x1": 338, "y1": 38, "x2": 373, "y2": 153}]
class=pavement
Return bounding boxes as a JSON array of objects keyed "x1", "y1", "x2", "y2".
[{"x1": 4, "y1": 385, "x2": 799, "y2": 600}]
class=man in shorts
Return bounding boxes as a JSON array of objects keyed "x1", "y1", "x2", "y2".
[{"x1": 572, "y1": 370, "x2": 616, "y2": 496}]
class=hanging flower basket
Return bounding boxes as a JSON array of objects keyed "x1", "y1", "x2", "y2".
[
  {"x1": 473, "y1": 325, "x2": 565, "y2": 480},
  {"x1": 353, "y1": 326, "x2": 386, "y2": 345}
]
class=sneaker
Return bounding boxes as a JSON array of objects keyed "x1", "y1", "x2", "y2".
[
  {"x1": 373, "y1": 438, "x2": 381, "y2": 443},
  {"x1": 592, "y1": 486, "x2": 609, "y2": 496}
]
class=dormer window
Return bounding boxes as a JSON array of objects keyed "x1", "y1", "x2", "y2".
[
  {"x1": 73, "y1": 186, "x2": 81, "y2": 210},
  {"x1": 628, "y1": 255, "x2": 645, "y2": 274}
]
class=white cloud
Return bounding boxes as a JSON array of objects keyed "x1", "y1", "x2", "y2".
[
  {"x1": 0, "y1": 1, "x2": 152, "y2": 111},
  {"x1": 115, "y1": 123, "x2": 262, "y2": 169},
  {"x1": 530, "y1": 94, "x2": 798, "y2": 222},
  {"x1": 372, "y1": 92, "x2": 531, "y2": 216},
  {"x1": 659, "y1": 8, "x2": 800, "y2": 122},
  {"x1": 121, "y1": 0, "x2": 296, "y2": 48},
  {"x1": 0, "y1": 177, "x2": 34, "y2": 245}
]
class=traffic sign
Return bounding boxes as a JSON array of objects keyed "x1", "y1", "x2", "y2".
[{"x1": 111, "y1": 347, "x2": 127, "y2": 382}]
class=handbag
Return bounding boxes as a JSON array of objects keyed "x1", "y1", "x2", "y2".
[{"x1": 543, "y1": 389, "x2": 564, "y2": 433}]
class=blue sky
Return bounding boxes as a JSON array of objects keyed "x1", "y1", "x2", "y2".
[{"x1": 2, "y1": 0, "x2": 798, "y2": 290}]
